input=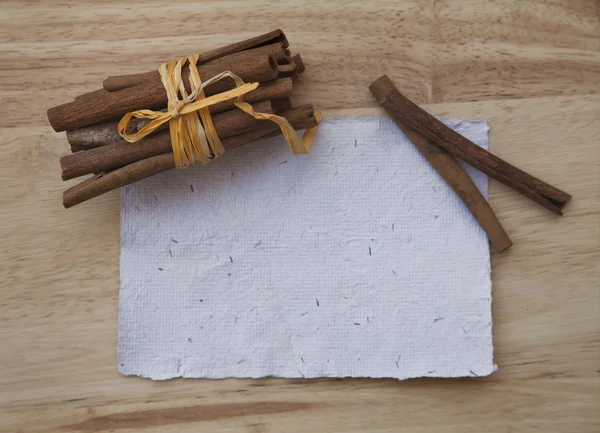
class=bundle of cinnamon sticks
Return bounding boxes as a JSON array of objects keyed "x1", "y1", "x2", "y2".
[{"x1": 47, "y1": 30, "x2": 319, "y2": 208}]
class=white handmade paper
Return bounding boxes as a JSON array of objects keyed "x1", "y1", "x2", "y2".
[{"x1": 119, "y1": 116, "x2": 495, "y2": 380}]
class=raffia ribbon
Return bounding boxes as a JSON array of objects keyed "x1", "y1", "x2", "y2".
[{"x1": 118, "y1": 55, "x2": 319, "y2": 168}]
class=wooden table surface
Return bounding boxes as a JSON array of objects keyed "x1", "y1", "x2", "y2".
[{"x1": 1, "y1": 1, "x2": 599, "y2": 432}]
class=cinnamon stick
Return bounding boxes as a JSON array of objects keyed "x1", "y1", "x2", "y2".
[
  {"x1": 103, "y1": 42, "x2": 291, "y2": 92},
  {"x1": 67, "y1": 78, "x2": 294, "y2": 152},
  {"x1": 369, "y1": 75, "x2": 571, "y2": 215},
  {"x1": 187, "y1": 29, "x2": 288, "y2": 63},
  {"x1": 63, "y1": 107, "x2": 318, "y2": 208},
  {"x1": 61, "y1": 100, "x2": 276, "y2": 180},
  {"x1": 191, "y1": 29, "x2": 288, "y2": 62},
  {"x1": 398, "y1": 123, "x2": 512, "y2": 252},
  {"x1": 64, "y1": 155, "x2": 175, "y2": 209},
  {"x1": 68, "y1": 96, "x2": 296, "y2": 154},
  {"x1": 48, "y1": 54, "x2": 279, "y2": 132}
]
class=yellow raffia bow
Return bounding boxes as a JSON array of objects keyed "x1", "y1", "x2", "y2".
[{"x1": 118, "y1": 55, "x2": 319, "y2": 168}]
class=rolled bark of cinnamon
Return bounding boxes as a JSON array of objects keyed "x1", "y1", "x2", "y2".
[
  {"x1": 370, "y1": 75, "x2": 513, "y2": 251},
  {"x1": 102, "y1": 30, "x2": 288, "y2": 91},
  {"x1": 63, "y1": 106, "x2": 317, "y2": 208},
  {"x1": 67, "y1": 78, "x2": 294, "y2": 152},
  {"x1": 103, "y1": 42, "x2": 291, "y2": 92},
  {"x1": 61, "y1": 100, "x2": 276, "y2": 180},
  {"x1": 398, "y1": 124, "x2": 512, "y2": 252},
  {"x1": 369, "y1": 75, "x2": 571, "y2": 215},
  {"x1": 48, "y1": 54, "x2": 279, "y2": 132},
  {"x1": 189, "y1": 29, "x2": 288, "y2": 63}
]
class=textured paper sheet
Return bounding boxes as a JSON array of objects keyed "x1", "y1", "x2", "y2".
[{"x1": 119, "y1": 116, "x2": 495, "y2": 380}]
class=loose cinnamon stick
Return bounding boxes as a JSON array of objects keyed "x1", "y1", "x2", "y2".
[
  {"x1": 61, "y1": 100, "x2": 276, "y2": 180},
  {"x1": 48, "y1": 54, "x2": 279, "y2": 132},
  {"x1": 370, "y1": 75, "x2": 571, "y2": 215},
  {"x1": 63, "y1": 107, "x2": 318, "y2": 208},
  {"x1": 398, "y1": 123, "x2": 512, "y2": 252},
  {"x1": 103, "y1": 42, "x2": 291, "y2": 92},
  {"x1": 68, "y1": 78, "x2": 294, "y2": 152}
]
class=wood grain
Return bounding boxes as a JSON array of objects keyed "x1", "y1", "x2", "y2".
[{"x1": 0, "y1": 1, "x2": 599, "y2": 432}]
